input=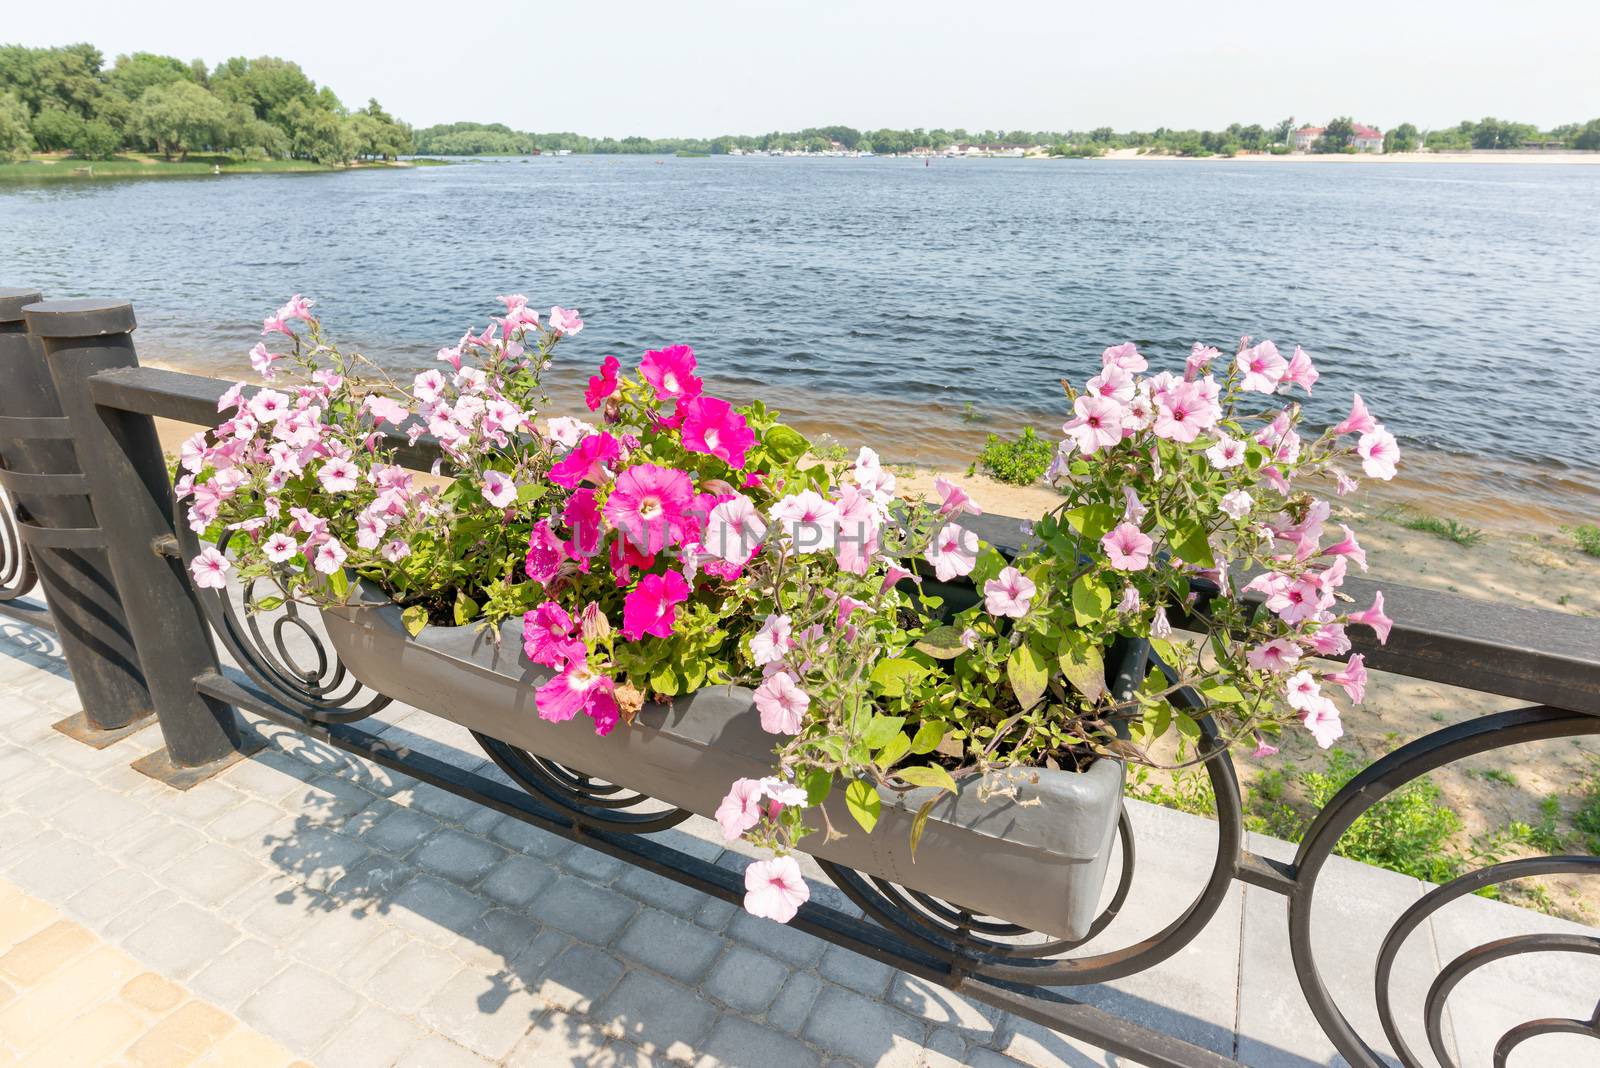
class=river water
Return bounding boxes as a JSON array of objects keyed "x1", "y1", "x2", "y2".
[{"x1": 3, "y1": 156, "x2": 1597, "y2": 523}]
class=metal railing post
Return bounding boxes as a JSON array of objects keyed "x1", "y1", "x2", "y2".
[
  {"x1": 0, "y1": 288, "x2": 155, "y2": 744},
  {"x1": 24, "y1": 298, "x2": 250, "y2": 784}
]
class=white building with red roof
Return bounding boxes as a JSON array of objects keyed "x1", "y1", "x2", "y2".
[{"x1": 1292, "y1": 122, "x2": 1385, "y2": 153}]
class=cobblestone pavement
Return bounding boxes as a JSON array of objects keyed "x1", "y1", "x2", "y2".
[{"x1": 2, "y1": 614, "x2": 1597, "y2": 1067}]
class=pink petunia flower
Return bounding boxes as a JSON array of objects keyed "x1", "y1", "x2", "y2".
[
  {"x1": 548, "y1": 305, "x2": 584, "y2": 336},
  {"x1": 249, "y1": 343, "x2": 282, "y2": 379},
  {"x1": 1251, "y1": 733, "x2": 1280, "y2": 759},
  {"x1": 585, "y1": 356, "x2": 622, "y2": 411},
  {"x1": 1207, "y1": 434, "x2": 1246, "y2": 470},
  {"x1": 769, "y1": 491, "x2": 840, "y2": 554},
  {"x1": 1306, "y1": 621, "x2": 1351, "y2": 656},
  {"x1": 750, "y1": 614, "x2": 793, "y2": 667},
  {"x1": 1300, "y1": 695, "x2": 1344, "y2": 748},
  {"x1": 1101, "y1": 342, "x2": 1147, "y2": 373},
  {"x1": 318, "y1": 458, "x2": 360, "y2": 493},
  {"x1": 189, "y1": 547, "x2": 231, "y2": 589},
  {"x1": 481, "y1": 469, "x2": 517, "y2": 509},
  {"x1": 1086, "y1": 364, "x2": 1136, "y2": 404},
  {"x1": 1347, "y1": 591, "x2": 1393, "y2": 644},
  {"x1": 983, "y1": 566, "x2": 1036, "y2": 618},
  {"x1": 1186, "y1": 343, "x2": 1220, "y2": 380},
  {"x1": 381, "y1": 538, "x2": 411, "y2": 563},
  {"x1": 1284, "y1": 669, "x2": 1323, "y2": 712},
  {"x1": 716, "y1": 778, "x2": 765, "y2": 840},
  {"x1": 1220, "y1": 489, "x2": 1253, "y2": 519},
  {"x1": 262, "y1": 532, "x2": 298, "y2": 563},
  {"x1": 924, "y1": 522, "x2": 977, "y2": 582},
  {"x1": 744, "y1": 855, "x2": 810, "y2": 923},
  {"x1": 832, "y1": 485, "x2": 880, "y2": 575},
  {"x1": 523, "y1": 601, "x2": 587, "y2": 669},
  {"x1": 621, "y1": 571, "x2": 691, "y2": 640},
  {"x1": 362, "y1": 394, "x2": 409, "y2": 426},
  {"x1": 278, "y1": 294, "x2": 315, "y2": 322},
  {"x1": 1117, "y1": 585, "x2": 1141, "y2": 614},
  {"x1": 639, "y1": 344, "x2": 702, "y2": 403},
  {"x1": 1332, "y1": 393, "x2": 1377, "y2": 436},
  {"x1": 681, "y1": 397, "x2": 755, "y2": 468},
  {"x1": 1356, "y1": 427, "x2": 1400, "y2": 480},
  {"x1": 1236, "y1": 340, "x2": 1288, "y2": 393},
  {"x1": 545, "y1": 416, "x2": 596, "y2": 451},
  {"x1": 1323, "y1": 653, "x2": 1368, "y2": 703},
  {"x1": 605, "y1": 464, "x2": 695, "y2": 554},
  {"x1": 1279, "y1": 346, "x2": 1318, "y2": 393},
  {"x1": 1153, "y1": 381, "x2": 1219, "y2": 443},
  {"x1": 524, "y1": 520, "x2": 566, "y2": 584},
  {"x1": 1102, "y1": 522, "x2": 1153, "y2": 571},
  {"x1": 312, "y1": 539, "x2": 348, "y2": 575},
  {"x1": 934, "y1": 477, "x2": 981, "y2": 518},
  {"x1": 704, "y1": 495, "x2": 767, "y2": 565},
  {"x1": 1151, "y1": 605, "x2": 1172, "y2": 638},
  {"x1": 535, "y1": 662, "x2": 620, "y2": 736},
  {"x1": 754, "y1": 671, "x2": 809, "y2": 734},
  {"x1": 1322, "y1": 524, "x2": 1368, "y2": 571},
  {"x1": 412, "y1": 369, "x2": 447, "y2": 404},
  {"x1": 548, "y1": 431, "x2": 622, "y2": 489},
  {"x1": 1062, "y1": 394, "x2": 1125, "y2": 455},
  {"x1": 1246, "y1": 638, "x2": 1302, "y2": 673}
]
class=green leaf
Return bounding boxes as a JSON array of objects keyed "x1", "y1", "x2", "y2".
[
  {"x1": 910, "y1": 720, "x2": 946, "y2": 755},
  {"x1": 516, "y1": 482, "x2": 547, "y2": 503},
  {"x1": 1064, "y1": 502, "x2": 1116, "y2": 542},
  {"x1": 914, "y1": 625, "x2": 968, "y2": 659},
  {"x1": 762, "y1": 424, "x2": 810, "y2": 464},
  {"x1": 1071, "y1": 573, "x2": 1112, "y2": 625},
  {"x1": 452, "y1": 592, "x2": 480, "y2": 626},
  {"x1": 1007, "y1": 642, "x2": 1049, "y2": 710},
  {"x1": 1199, "y1": 681, "x2": 1245, "y2": 705},
  {"x1": 869, "y1": 657, "x2": 927, "y2": 698},
  {"x1": 1056, "y1": 631, "x2": 1106, "y2": 703},
  {"x1": 1175, "y1": 712, "x2": 1202, "y2": 740},
  {"x1": 1170, "y1": 516, "x2": 1215, "y2": 568},
  {"x1": 877, "y1": 732, "x2": 911, "y2": 770},
  {"x1": 845, "y1": 779, "x2": 880, "y2": 833},
  {"x1": 251, "y1": 595, "x2": 284, "y2": 612},
  {"x1": 803, "y1": 768, "x2": 833, "y2": 807},
  {"x1": 1245, "y1": 443, "x2": 1270, "y2": 470},
  {"x1": 401, "y1": 604, "x2": 429, "y2": 637},
  {"x1": 650, "y1": 664, "x2": 680, "y2": 696},
  {"x1": 325, "y1": 567, "x2": 350, "y2": 599},
  {"x1": 897, "y1": 764, "x2": 958, "y2": 793},
  {"x1": 862, "y1": 714, "x2": 907, "y2": 750},
  {"x1": 909, "y1": 798, "x2": 936, "y2": 861}
]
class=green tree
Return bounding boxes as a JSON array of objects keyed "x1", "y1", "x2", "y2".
[
  {"x1": 1574, "y1": 119, "x2": 1600, "y2": 150},
  {"x1": 72, "y1": 118, "x2": 120, "y2": 159},
  {"x1": 1384, "y1": 123, "x2": 1419, "y2": 152},
  {"x1": 108, "y1": 52, "x2": 192, "y2": 103},
  {"x1": 0, "y1": 90, "x2": 34, "y2": 160},
  {"x1": 29, "y1": 107, "x2": 84, "y2": 152},
  {"x1": 130, "y1": 80, "x2": 227, "y2": 160},
  {"x1": 1314, "y1": 116, "x2": 1354, "y2": 152}
]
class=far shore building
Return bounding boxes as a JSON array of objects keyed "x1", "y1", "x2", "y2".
[{"x1": 1293, "y1": 123, "x2": 1385, "y2": 153}]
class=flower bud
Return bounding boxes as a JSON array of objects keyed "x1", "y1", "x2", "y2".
[{"x1": 580, "y1": 602, "x2": 611, "y2": 643}]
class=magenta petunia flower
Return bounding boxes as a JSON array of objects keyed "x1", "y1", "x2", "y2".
[
  {"x1": 1101, "y1": 522, "x2": 1153, "y2": 571},
  {"x1": 680, "y1": 397, "x2": 755, "y2": 468},
  {"x1": 743, "y1": 855, "x2": 810, "y2": 923},
  {"x1": 621, "y1": 570, "x2": 691, "y2": 641},
  {"x1": 608, "y1": 538, "x2": 655, "y2": 588},
  {"x1": 534, "y1": 662, "x2": 620, "y2": 736},
  {"x1": 564, "y1": 489, "x2": 605, "y2": 562},
  {"x1": 524, "y1": 520, "x2": 565, "y2": 584},
  {"x1": 585, "y1": 356, "x2": 621, "y2": 411},
  {"x1": 548, "y1": 431, "x2": 622, "y2": 489},
  {"x1": 522, "y1": 601, "x2": 586, "y2": 670},
  {"x1": 605, "y1": 464, "x2": 694, "y2": 554},
  {"x1": 639, "y1": 344, "x2": 702, "y2": 403}
]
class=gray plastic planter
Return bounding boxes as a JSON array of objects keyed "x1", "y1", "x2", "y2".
[{"x1": 323, "y1": 581, "x2": 1124, "y2": 940}]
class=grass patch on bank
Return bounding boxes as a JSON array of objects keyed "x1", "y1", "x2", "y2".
[
  {"x1": 1382, "y1": 506, "x2": 1485, "y2": 547},
  {"x1": 0, "y1": 152, "x2": 430, "y2": 182},
  {"x1": 971, "y1": 426, "x2": 1055, "y2": 486},
  {"x1": 1564, "y1": 523, "x2": 1600, "y2": 557}
]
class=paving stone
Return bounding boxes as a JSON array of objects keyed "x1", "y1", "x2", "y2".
[
  {"x1": 595, "y1": 970, "x2": 719, "y2": 1060},
  {"x1": 49, "y1": 789, "x2": 149, "y2": 840},
  {"x1": 614, "y1": 907, "x2": 727, "y2": 983},
  {"x1": 0, "y1": 919, "x2": 95, "y2": 985},
  {"x1": 125, "y1": 998, "x2": 238, "y2": 1067},
  {"x1": 159, "y1": 780, "x2": 247, "y2": 827},
  {"x1": 285, "y1": 906, "x2": 404, "y2": 976},
  {"x1": 536, "y1": 942, "x2": 627, "y2": 1013},
  {"x1": 704, "y1": 944, "x2": 789, "y2": 1013},
  {"x1": 507, "y1": 1009, "x2": 610, "y2": 1066},
  {"x1": 479, "y1": 853, "x2": 558, "y2": 908},
  {"x1": 802, "y1": 985, "x2": 929, "y2": 1066},
  {"x1": 324, "y1": 850, "x2": 412, "y2": 908},
  {"x1": 6, "y1": 832, "x2": 114, "y2": 902},
  {"x1": 886, "y1": 973, "x2": 1002, "y2": 1039},
  {"x1": 159, "y1": 841, "x2": 267, "y2": 908},
  {"x1": 265, "y1": 825, "x2": 369, "y2": 894},
  {"x1": 452, "y1": 906, "x2": 544, "y2": 970},
  {"x1": 413, "y1": 827, "x2": 508, "y2": 885},
  {"x1": 120, "y1": 971, "x2": 187, "y2": 1014},
  {"x1": 766, "y1": 971, "x2": 823, "y2": 1034},
  {"x1": 366, "y1": 940, "x2": 468, "y2": 1013},
  {"x1": 241, "y1": 889, "x2": 333, "y2": 942},
  {"x1": 401, "y1": 781, "x2": 486, "y2": 824},
  {"x1": 16, "y1": 998, "x2": 145, "y2": 1064},
  {"x1": 121, "y1": 901, "x2": 243, "y2": 980},
  {"x1": 206, "y1": 797, "x2": 287, "y2": 846},
  {"x1": 728, "y1": 909, "x2": 827, "y2": 967},
  {"x1": 225, "y1": 751, "x2": 318, "y2": 800},
  {"x1": 613, "y1": 865, "x2": 711, "y2": 919},
  {"x1": 559, "y1": 843, "x2": 626, "y2": 883},
  {"x1": 818, "y1": 943, "x2": 895, "y2": 998},
  {"x1": 60, "y1": 866, "x2": 158, "y2": 926},
  {"x1": 238, "y1": 962, "x2": 365, "y2": 1054},
  {"x1": 188, "y1": 937, "x2": 286, "y2": 1011},
  {"x1": 488, "y1": 815, "x2": 572, "y2": 859},
  {"x1": 504, "y1": 928, "x2": 571, "y2": 988},
  {"x1": 694, "y1": 896, "x2": 738, "y2": 933},
  {"x1": 386, "y1": 874, "x2": 492, "y2": 946},
  {"x1": 299, "y1": 773, "x2": 380, "y2": 819},
  {"x1": 531, "y1": 876, "x2": 638, "y2": 942},
  {"x1": 394, "y1": 1033, "x2": 500, "y2": 1068},
  {"x1": 314, "y1": 1004, "x2": 430, "y2": 1068},
  {"x1": 361, "y1": 805, "x2": 442, "y2": 855},
  {"x1": 422, "y1": 964, "x2": 546, "y2": 1060},
  {"x1": 923, "y1": 1027, "x2": 971, "y2": 1068},
  {"x1": 997, "y1": 1015, "x2": 1133, "y2": 1068},
  {"x1": 696, "y1": 1016, "x2": 822, "y2": 1068}
]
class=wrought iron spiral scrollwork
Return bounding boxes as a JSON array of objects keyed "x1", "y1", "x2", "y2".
[
  {"x1": 174, "y1": 510, "x2": 389, "y2": 723},
  {"x1": 0, "y1": 485, "x2": 36, "y2": 600},
  {"x1": 1289, "y1": 704, "x2": 1600, "y2": 1068},
  {"x1": 474, "y1": 731, "x2": 694, "y2": 834}
]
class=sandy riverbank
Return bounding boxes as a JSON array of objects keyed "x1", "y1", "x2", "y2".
[{"x1": 1099, "y1": 147, "x2": 1600, "y2": 165}]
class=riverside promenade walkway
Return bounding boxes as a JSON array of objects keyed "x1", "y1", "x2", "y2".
[{"x1": 2, "y1": 596, "x2": 1597, "y2": 1068}]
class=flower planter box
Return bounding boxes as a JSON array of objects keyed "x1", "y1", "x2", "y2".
[{"x1": 322, "y1": 581, "x2": 1124, "y2": 940}]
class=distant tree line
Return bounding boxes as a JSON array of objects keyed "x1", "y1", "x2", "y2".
[{"x1": 0, "y1": 43, "x2": 412, "y2": 164}]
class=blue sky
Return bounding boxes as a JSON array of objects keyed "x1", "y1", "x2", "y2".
[{"x1": 13, "y1": 0, "x2": 1600, "y2": 134}]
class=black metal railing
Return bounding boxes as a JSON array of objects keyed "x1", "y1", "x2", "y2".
[{"x1": 2, "y1": 294, "x2": 1597, "y2": 1068}]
